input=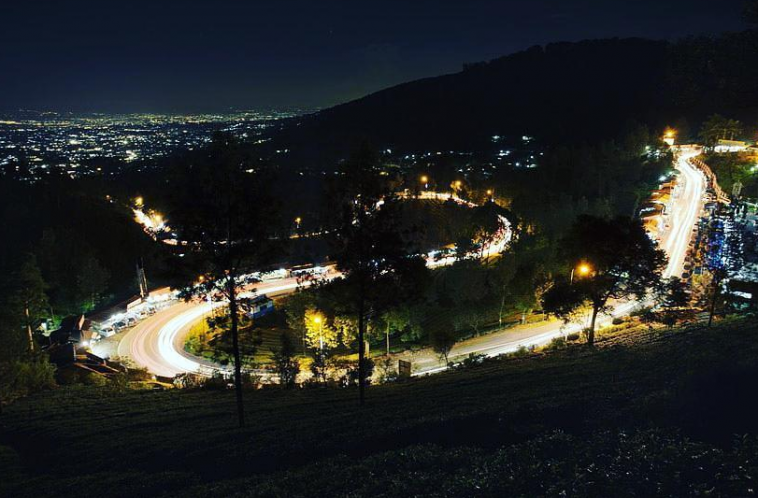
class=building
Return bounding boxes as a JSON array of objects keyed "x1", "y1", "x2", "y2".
[
  {"x1": 244, "y1": 295, "x2": 274, "y2": 319},
  {"x1": 715, "y1": 139, "x2": 749, "y2": 153},
  {"x1": 49, "y1": 315, "x2": 93, "y2": 348}
]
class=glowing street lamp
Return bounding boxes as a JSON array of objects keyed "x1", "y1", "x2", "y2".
[
  {"x1": 295, "y1": 216, "x2": 302, "y2": 229},
  {"x1": 663, "y1": 128, "x2": 677, "y2": 146},
  {"x1": 450, "y1": 180, "x2": 462, "y2": 196},
  {"x1": 420, "y1": 175, "x2": 429, "y2": 190},
  {"x1": 313, "y1": 314, "x2": 325, "y2": 351},
  {"x1": 570, "y1": 263, "x2": 592, "y2": 284}
]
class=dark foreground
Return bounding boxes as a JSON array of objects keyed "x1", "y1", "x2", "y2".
[{"x1": 3, "y1": 317, "x2": 758, "y2": 497}]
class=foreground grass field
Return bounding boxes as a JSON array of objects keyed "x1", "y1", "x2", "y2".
[{"x1": 3, "y1": 317, "x2": 758, "y2": 497}]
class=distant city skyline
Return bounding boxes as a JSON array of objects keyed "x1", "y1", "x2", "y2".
[{"x1": 0, "y1": 0, "x2": 747, "y2": 112}]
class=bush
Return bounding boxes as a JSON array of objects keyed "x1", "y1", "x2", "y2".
[
  {"x1": 566, "y1": 333, "x2": 581, "y2": 341},
  {"x1": 510, "y1": 346, "x2": 531, "y2": 358},
  {"x1": 56, "y1": 367, "x2": 81, "y2": 385},
  {"x1": 106, "y1": 373, "x2": 129, "y2": 394},
  {"x1": 201, "y1": 373, "x2": 230, "y2": 390},
  {"x1": 542, "y1": 336, "x2": 568, "y2": 351},
  {"x1": 1, "y1": 356, "x2": 57, "y2": 402},
  {"x1": 612, "y1": 317, "x2": 624, "y2": 325},
  {"x1": 173, "y1": 373, "x2": 205, "y2": 389},
  {"x1": 81, "y1": 371, "x2": 108, "y2": 387},
  {"x1": 127, "y1": 367, "x2": 153, "y2": 382},
  {"x1": 459, "y1": 353, "x2": 486, "y2": 368}
]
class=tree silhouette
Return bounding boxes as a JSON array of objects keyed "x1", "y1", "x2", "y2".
[
  {"x1": 273, "y1": 332, "x2": 299, "y2": 389},
  {"x1": 328, "y1": 142, "x2": 427, "y2": 404},
  {"x1": 13, "y1": 254, "x2": 49, "y2": 352},
  {"x1": 167, "y1": 133, "x2": 280, "y2": 427},
  {"x1": 542, "y1": 215, "x2": 666, "y2": 345},
  {"x1": 700, "y1": 114, "x2": 743, "y2": 150}
]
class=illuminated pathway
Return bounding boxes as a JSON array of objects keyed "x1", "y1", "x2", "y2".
[
  {"x1": 120, "y1": 191, "x2": 511, "y2": 377},
  {"x1": 120, "y1": 154, "x2": 706, "y2": 377},
  {"x1": 119, "y1": 277, "x2": 314, "y2": 378},
  {"x1": 411, "y1": 146, "x2": 707, "y2": 374}
]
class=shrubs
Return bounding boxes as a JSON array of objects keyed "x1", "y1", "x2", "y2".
[
  {"x1": 509, "y1": 345, "x2": 531, "y2": 358},
  {"x1": 174, "y1": 430, "x2": 758, "y2": 497},
  {"x1": 126, "y1": 367, "x2": 153, "y2": 382},
  {"x1": 201, "y1": 373, "x2": 230, "y2": 391},
  {"x1": 542, "y1": 336, "x2": 568, "y2": 351},
  {"x1": 0, "y1": 356, "x2": 57, "y2": 406}
]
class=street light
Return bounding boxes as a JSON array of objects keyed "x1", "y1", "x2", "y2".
[
  {"x1": 570, "y1": 263, "x2": 592, "y2": 284},
  {"x1": 663, "y1": 128, "x2": 677, "y2": 146},
  {"x1": 295, "y1": 216, "x2": 302, "y2": 229},
  {"x1": 313, "y1": 314, "x2": 324, "y2": 351},
  {"x1": 420, "y1": 175, "x2": 429, "y2": 190}
]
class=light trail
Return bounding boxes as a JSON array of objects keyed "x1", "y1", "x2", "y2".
[
  {"x1": 124, "y1": 155, "x2": 706, "y2": 379},
  {"x1": 413, "y1": 146, "x2": 707, "y2": 374},
  {"x1": 122, "y1": 191, "x2": 512, "y2": 377}
]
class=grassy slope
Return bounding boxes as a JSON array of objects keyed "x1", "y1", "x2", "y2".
[{"x1": 3, "y1": 317, "x2": 758, "y2": 497}]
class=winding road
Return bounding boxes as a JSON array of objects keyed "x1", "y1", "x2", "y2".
[{"x1": 116, "y1": 147, "x2": 706, "y2": 378}]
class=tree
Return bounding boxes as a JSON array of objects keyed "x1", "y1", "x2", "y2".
[
  {"x1": 273, "y1": 333, "x2": 299, "y2": 389},
  {"x1": 378, "y1": 306, "x2": 423, "y2": 355},
  {"x1": 206, "y1": 310, "x2": 263, "y2": 370},
  {"x1": 429, "y1": 318, "x2": 457, "y2": 365},
  {"x1": 303, "y1": 309, "x2": 339, "y2": 351},
  {"x1": 706, "y1": 268, "x2": 728, "y2": 328},
  {"x1": 167, "y1": 133, "x2": 280, "y2": 427},
  {"x1": 700, "y1": 114, "x2": 743, "y2": 150},
  {"x1": 76, "y1": 255, "x2": 109, "y2": 312},
  {"x1": 328, "y1": 143, "x2": 428, "y2": 404},
  {"x1": 542, "y1": 215, "x2": 666, "y2": 345},
  {"x1": 13, "y1": 254, "x2": 49, "y2": 352},
  {"x1": 644, "y1": 277, "x2": 695, "y2": 328}
]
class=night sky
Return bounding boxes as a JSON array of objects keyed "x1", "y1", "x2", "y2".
[{"x1": 0, "y1": 0, "x2": 747, "y2": 112}]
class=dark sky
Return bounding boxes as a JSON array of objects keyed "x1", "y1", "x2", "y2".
[{"x1": 0, "y1": 0, "x2": 747, "y2": 112}]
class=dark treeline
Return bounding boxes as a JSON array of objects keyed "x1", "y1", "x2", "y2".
[
  {"x1": 504, "y1": 124, "x2": 673, "y2": 238},
  {"x1": 0, "y1": 170, "x2": 171, "y2": 320}
]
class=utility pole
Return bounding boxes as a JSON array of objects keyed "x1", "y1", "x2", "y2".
[{"x1": 136, "y1": 258, "x2": 148, "y2": 300}]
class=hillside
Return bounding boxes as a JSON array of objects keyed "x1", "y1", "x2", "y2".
[
  {"x1": 3, "y1": 316, "x2": 758, "y2": 497},
  {"x1": 265, "y1": 33, "x2": 758, "y2": 165}
]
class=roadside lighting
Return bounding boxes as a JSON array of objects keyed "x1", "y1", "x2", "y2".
[
  {"x1": 313, "y1": 314, "x2": 325, "y2": 351},
  {"x1": 663, "y1": 128, "x2": 677, "y2": 146},
  {"x1": 295, "y1": 216, "x2": 302, "y2": 229},
  {"x1": 134, "y1": 196, "x2": 144, "y2": 207},
  {"x1": 420, "y1": 175, "x2": 429, "y2": 190},
  {"x1": 570, "y1": 263, "x2": 592, "y2": 284},
  {"x1": 486, "y1": 189, "x2": 493, "y2": 201}
]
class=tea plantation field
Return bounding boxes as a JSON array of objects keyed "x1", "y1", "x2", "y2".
[{"x1": 3, "y1": 317, "x2": 758, "y2": 497}]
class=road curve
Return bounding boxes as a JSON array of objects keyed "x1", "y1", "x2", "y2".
[
  {"x1": 118, "y1": 276, "x2": 313, "y2": 377},
  {"x1": 121, "y1": 150, "x2": 705, "y2": 378}
]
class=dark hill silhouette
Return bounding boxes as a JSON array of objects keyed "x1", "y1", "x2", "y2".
[{"x1": 265, "y1": 34, "x2": 758, "y2": 165}]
